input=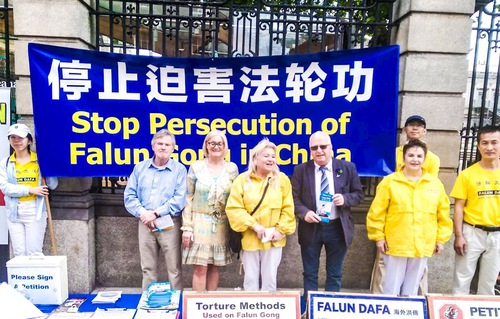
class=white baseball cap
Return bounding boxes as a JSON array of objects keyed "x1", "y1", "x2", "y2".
[{"x1": 7, "y1": 123, "x2": 32, "y2": 138}]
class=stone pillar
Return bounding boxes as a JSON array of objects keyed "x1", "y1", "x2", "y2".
[
  {"x1": 13, "y1": 0, "x2": 95, "y2": 293},
  {"x1": 392, "y1": 0, "x2": 475, "y2": 293}
]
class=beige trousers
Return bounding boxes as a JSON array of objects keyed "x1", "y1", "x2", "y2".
[{"x1": 138, "y1": 217, "x2": 183, "y2": 290}]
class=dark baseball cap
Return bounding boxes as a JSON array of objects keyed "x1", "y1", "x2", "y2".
[{"x1": 404, "y1": 115, "x2": 426, "y2": 128}]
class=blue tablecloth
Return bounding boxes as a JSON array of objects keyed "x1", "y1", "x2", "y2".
[{"x1": 37, "y1": 293, "x2": 142, "y2": 314}]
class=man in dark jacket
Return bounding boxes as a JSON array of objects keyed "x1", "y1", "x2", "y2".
[{"x1": 291, "y1": 131, "x2": 364, "y2": 310}]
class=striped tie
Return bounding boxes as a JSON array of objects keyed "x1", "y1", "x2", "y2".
[{"x1": 320, "y1": 166, "x2": 329, "y2": 194}]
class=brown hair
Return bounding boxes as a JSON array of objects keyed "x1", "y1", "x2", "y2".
[{"x1": 403, "y1": 139, "x2": 428, "y2": 157}]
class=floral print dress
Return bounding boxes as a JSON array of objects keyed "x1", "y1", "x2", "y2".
[{"x1": 182, "y1": 159, "x2": 239, "y2": 266}]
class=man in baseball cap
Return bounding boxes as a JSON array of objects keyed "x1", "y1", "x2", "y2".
[
  {"x1": 7, "y1": 123, "x2": 32, "y2": 139},
  {"x1": 404, "y1": 115, "x2": 426, "y2": 128}
]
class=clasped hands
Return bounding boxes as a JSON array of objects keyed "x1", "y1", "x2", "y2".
[
  {"x1": 140, "y1": 210, "x2": 159, "y2": 230},
  {"x1": 252, "y1": 223, "x2": 284, "y2": 242}
]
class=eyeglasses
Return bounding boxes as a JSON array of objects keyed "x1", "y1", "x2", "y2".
[
  {"x1": 207, "y1": 141, "x2": 224, "y2": 148},
  {"x1": 310, "y1": 144, "x2": 330, "y2": 151}
]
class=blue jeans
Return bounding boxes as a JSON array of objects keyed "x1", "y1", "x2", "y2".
[{"x1": 300, "y1": 220, "x2": 347, "y2": 301}]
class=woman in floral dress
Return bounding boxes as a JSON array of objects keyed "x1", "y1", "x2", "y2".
[{"x1": 181, "y1": 130, "x2": 238, "y2": 291}]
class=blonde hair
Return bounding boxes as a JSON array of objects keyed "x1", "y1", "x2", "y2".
[
  {"x1": 246, "y1": 138, "x2": 280, "y2": 188},
  {"x1": 202, "y1": 130, "x2": 229, "y2": 157}
]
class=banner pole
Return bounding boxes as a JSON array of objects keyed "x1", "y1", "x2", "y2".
[{"x1": 42, "y1": 177, "x2": 57, "y2": 255}]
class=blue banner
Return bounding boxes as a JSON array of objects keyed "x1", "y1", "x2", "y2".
[{"x1": 28, "y1": 43, "x2": 399, "y2": 177}]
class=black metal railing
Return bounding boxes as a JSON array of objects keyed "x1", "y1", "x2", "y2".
[
  {"x1": 91, "y1": 0, "x2": 395, "y2": 57},
  {"x1": 460, "y1": 0, "x2": 500, "y2": 171}
]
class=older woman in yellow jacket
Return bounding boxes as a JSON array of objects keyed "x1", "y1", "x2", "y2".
[
  {"x1": 366, "y1": 139, "x2": 452, "y2": 295},
  {"x1": 226, "y1": 138, "x2": 296, "y2": 291}
]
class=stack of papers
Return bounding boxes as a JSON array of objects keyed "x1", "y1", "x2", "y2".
[
  {"x1": 148, "y1": 289, "x2": 172, "y2": 309},
  {"x1": 91, "y1": 291, "x2": 122, "y2": 304},
  {"x1": 138, "y1": 290, "x2": 180, "y2": 310},
  {"x1": 46, "y1": 298, "x2": 87, "y2": 318}
]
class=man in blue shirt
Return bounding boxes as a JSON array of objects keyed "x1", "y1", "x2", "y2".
[{"x1": 124, "y1": 129, "x2": 187, "y2": 290}]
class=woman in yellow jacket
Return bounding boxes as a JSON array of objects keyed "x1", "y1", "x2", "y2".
[
  {"x1": 366, "y1": 139, "x2": 452, "y2": 295},
  {"x1": 226, "y1": 138, "x2": 296, "y2": 291}
]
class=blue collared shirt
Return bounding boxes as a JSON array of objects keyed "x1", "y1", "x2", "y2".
[{"x1": 124, "y1": 157, "x2": 187, "y2": 218}]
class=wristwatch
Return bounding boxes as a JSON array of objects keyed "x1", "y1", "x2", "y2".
[{"x1": 154, "y1": 212, "x2": 160, "y2": 219}]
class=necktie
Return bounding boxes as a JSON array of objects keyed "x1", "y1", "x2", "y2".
[{"x1": 319, "y1": 166, "x2": 329, "y2": 194}]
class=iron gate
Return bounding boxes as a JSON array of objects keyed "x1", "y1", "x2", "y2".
[
  {"x1": 91, "y1": 0, "x2": 395, "y2": 57},
  {"x1": 461, "y1": 0, "x2": 500, "y2": 171}
]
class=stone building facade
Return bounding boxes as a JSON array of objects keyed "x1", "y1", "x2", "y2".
[{"x1": 11, "y1": 0, "x2": 475, "y2": 293}]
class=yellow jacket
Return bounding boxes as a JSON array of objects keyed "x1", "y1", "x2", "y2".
[
  {"x1": 226, "y1": 172, "x2": 296, "y2": 251},
  {"x1": 366, "y1": 171, "x2": 452, "y2": 257}
]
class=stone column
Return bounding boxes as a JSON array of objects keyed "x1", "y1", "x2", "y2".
[
  {"x1": 392, "y1": 0, "x2": 475, "y2": 293},
  {"x1": 13, "y1": 0, "x2": 95, "y2": 293}
]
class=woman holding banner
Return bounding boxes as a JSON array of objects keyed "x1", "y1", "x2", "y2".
[
  {"x1": 366, "y1": 140, "x2": 452, "y2": 295},
  {"x1": 181, "y1": 130, "x2": 238, "y2": 291},
  {"x1": 0, "y1": 123, "x2": 58, "y2": 256},
  {"x1": 226, "y1": 138, "x2": 296, "y2": 291}
]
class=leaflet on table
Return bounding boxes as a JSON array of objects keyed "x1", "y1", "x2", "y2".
[
  {"x1": 138, "y1": 288, "x2": 180, "y2": 310},
  {"x1": 316, "y1": 192, "x2": 333, "y2": 224},
  {"x1": 92, "y1": 291, "x2": 122, "y2": 304},
  {"x1": 47, "y1": 297, "x2": 87, "y2": 316},
  {"x1": 151, "y1": 215, "x2": 174, "y2": 232},
  {"x1": 261, "y1": 227, "x2": 276, "y2": 243}
]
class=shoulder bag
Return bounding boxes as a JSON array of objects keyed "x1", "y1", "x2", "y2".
[{"x1": 229, "y1": 177, "x2": 270, "y2": 258}]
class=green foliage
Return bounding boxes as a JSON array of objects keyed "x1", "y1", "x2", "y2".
[{"x1": 228, "y1": 0, "x2": 393, "y2": 47}]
